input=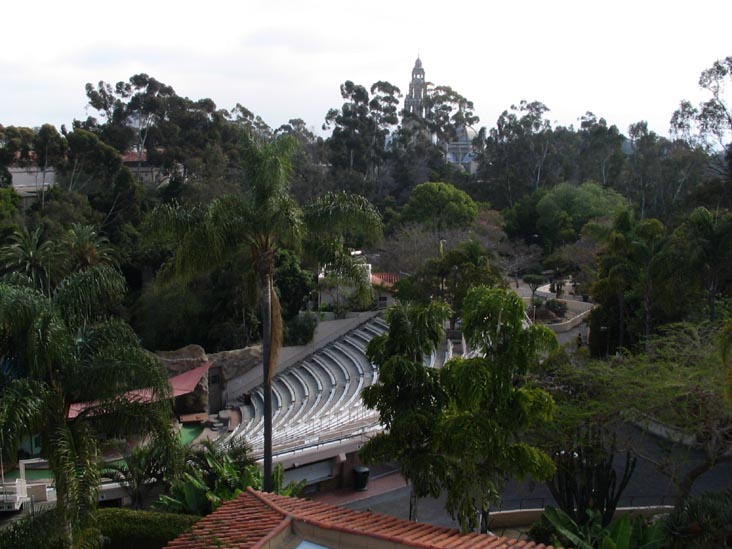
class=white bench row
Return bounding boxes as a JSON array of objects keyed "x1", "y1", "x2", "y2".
[{"x1": 226, "y1": 317, "x2": 388, "y2": 450}]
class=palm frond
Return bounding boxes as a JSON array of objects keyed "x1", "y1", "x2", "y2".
[
  {"x1": 0, "y1": 378, "x2": 47, "y2": 453},
  {"x1": 305, "y1": 191, "x2": 383, "y2": 244},
  {"x1": 53, "y1": 266, "x2": 127, "y2": 327}
]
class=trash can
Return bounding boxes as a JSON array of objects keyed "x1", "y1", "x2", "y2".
[{"x1": 353, "y1": 466, "x2": 370, "y2": 491}]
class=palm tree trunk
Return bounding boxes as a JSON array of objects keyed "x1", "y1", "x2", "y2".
[
  {"x1": 261, "y1": 272, "x2": 273, "y2": 492},
  {"x1": 709, "y1": 279, "x2": 717, "y2": 323},
  {"x1": 617, "y1": 291, "x2": 625, "y2": 349}
]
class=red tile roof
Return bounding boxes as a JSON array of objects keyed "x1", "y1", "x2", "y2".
[
  {"x1": 165, "y1": 487, "x2": 554, "y2": 549},
  {"x1": 121, "y1": 150, "x2": 148, "y2": 163},
  {"x1": 68, "y1": 363, "x2": 209, "y2": 418},
  {"x1": 372, "y1": 272, "x2": 400, "y2": 285}
]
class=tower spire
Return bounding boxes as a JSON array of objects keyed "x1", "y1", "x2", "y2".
[{"x1": 405, "y1": 55, "x2": 426, "y2": 117}]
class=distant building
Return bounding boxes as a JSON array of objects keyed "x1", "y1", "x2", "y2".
[
  {"x1": 403, "y1": 57, "x2": 478, "y2": 175},
  {"x1": 404, "y1": 56, "x2": 426, "y2": 118},
  {"x1": 445, "y1": 125, "x2": 479, "y2": 174},
  {"x1": 8, "y1": 166, "x2": 55, "y2": 206},
  {"x1": 121, "y1": 150, "x2": 169, "y2": 188}
]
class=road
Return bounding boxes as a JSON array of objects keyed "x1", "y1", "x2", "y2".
[{"x1": 346, "y1": 423, "x2": 732, "y2": 528}]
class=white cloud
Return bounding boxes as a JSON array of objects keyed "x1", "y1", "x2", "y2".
[{"x1": 1, "y1": 0, "x2": 730, "y2": 137}]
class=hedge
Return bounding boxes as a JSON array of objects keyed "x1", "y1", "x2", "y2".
[
  {"x1": 0, "y1": 510, "x2": 65, "y2": 549},
  {"x1": 94, "y1": 508, "x2": 200, "y2": 549}
]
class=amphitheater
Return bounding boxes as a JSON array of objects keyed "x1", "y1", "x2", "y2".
[{"x1": 218, "y1": 312, "x2": 455, "y2": 486}]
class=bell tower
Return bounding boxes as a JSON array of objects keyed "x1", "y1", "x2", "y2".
[{"x1": 404, "y1": 56, "x2": 426, "y2": 118}]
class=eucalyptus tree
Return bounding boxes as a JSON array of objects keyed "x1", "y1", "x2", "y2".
[
  {"x1": 323, "y1": 80, "x2": 404, "y2": 198},
  {"x1": 671, "y1": 55, "x2": 732, "y2": 178},
  {"x1": 323, "y1": 81, "x2": 374, "y2": 177},
  {"x1": 85, "y1": 73, "x2": 176, "y2": 160},
  {"x1": 577, "y1": 112, "x2": 625, "y2": 187},
  {"x1": 475, "y1": 100, "x2": 553, "y2": 207},
  {"x1": 148, "y1": 133, "x2": 382, "y2": 491},
  {"x1": 0, "y1": 266, "x2": 173, "y2": 546},
  {"x1": 422, "y1": 85, "x2": 479, "y2": 145},
  {"x1": 32, "y1": 124, "x2": 67, "y2": 207}
]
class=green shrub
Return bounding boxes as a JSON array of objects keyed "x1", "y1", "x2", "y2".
[
  {"x1": 284, "y1": 312, "x2": 318, "y2": 345},
  {"x1": 545, "y1": 299, "x2": 568, "y2": 316},
  {"x1": 0, "y1": 510, "x2": 65, "y2": 549},
  {"x1": 665, "y1": 489, "x2": 732, "y2": 548},
  {"x1": 94, "y1": 508, "x2": 199, "y2": 549},
  {"x1": 527, "y1": 514, "x2": 557, "y2": 545}
]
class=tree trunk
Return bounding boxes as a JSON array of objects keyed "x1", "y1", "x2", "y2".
[
  {"x1": 409, "y1": 487, "x2": 419, "y2": 521},
  {"x1": 643, "y1": 282, "x2": 652, "y2": 342},
  {"x1": 617, "y1": 291, "x2": 625, "y2": 349},
  {"x1": 709, "y1": 279, "x2": 717, "y2": 323},
  {"x1": 676, "y1": 459, "x2": 714, "y2": 506},
  {"x1": 261, "y1": 272, "x2": 273, "y2": 492},
  {"x1": 479, "y1": 504, "x2": 490, "y2": 534}
]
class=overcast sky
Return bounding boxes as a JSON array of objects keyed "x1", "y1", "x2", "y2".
[{"x1": 2, "y1": 0, "x2": 730, "y2": 138}]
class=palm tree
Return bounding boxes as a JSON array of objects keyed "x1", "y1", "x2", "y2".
[
  {"x1": 0, "y1": 266, "x2": 173, "y2": 545},
  {"x1": 149, "y1": 133, "x2": 382, "y2": 491},
  {"x1": 61, "y1": 223, "x2": 118, "y2": 275},
  {"x1": 0, "y1": 226, "x2": 57, "y2": 295},
  {"x1": 677, "y1": 207, "x2": 732, "y2": 322}
]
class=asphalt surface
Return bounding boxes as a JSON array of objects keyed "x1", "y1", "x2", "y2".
[
  {"x1": 345, "y1": 285, "x2": 732, "y2": 526},
  {"x1": 346, "y1": 422, "x2": 732, "y2": 528}
]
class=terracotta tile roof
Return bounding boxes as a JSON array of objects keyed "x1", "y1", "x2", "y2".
[
  {"x1": 372, "y1": 272, "x2": 400, "y2": 285},
  {"x1": 165, "y1": 490, "x2": 286, "y2": 549},
  {"x1": 165, "y1": 487, "x2": 554, "y2": 549},
  {"x1": 122, "y1": 150, "x2": 148, "y2": 163},
  {"x1": 68, "y1": 363, "x2": 209, "y2": 419}
]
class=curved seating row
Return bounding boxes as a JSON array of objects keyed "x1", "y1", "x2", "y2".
[{"x1": 226, "y1": 316, "x2": 388, "y2": 455}]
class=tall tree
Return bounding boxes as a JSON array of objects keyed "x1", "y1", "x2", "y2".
[
  {"x1": 0, "y1": 226, "x2": 57, "y2": 295},
  {"x1": 436, "y1": 286, "x2": 557, "y2": 532},
  {"x1": 671, "y1": 55, "x2": 732, "y2": 180},
  {"x1": 148, "y1": 133, "x2": 382, "y2": 490},
  {"x1": 589, "y1": 209, "x2": 668, "y2": 352},
  {"x1": 323, "y1": 81, "x2": 374, "y2": 179},
  {"x1": 671, "y1": 207, "x2": 732, "y2": 323},
  {"x1": 401, "y1": 181, "x2": 478, "y2": 232},
  {"x1": 423, "y1": 85, "x2": 479, "y2": 145},
  {"x1": 476, "y1": 100, "x2": 553, "y2": 207},
  {"x1": 32, "y1": 124, "x2": 67, "y2": 206},
  {"x1": 577, "y1": 112, "x2": 625, "y2": 187},
  {"x1": 360, "y1": 301, "x2": 452, "y2": 521},
  {"x1": 86, "y1": 74, "x2": 176, "y2": 162},
  {"x1": 0, "y1": 266, "x2": 173, "y2": 545}
]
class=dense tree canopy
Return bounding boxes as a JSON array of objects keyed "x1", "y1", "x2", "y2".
[
  {"x1": 401, "y1": 181, "x2": 478, "y2": 231},
  {"x1": 1, "y1": 58, "x2": 732, "y2": 544}
]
